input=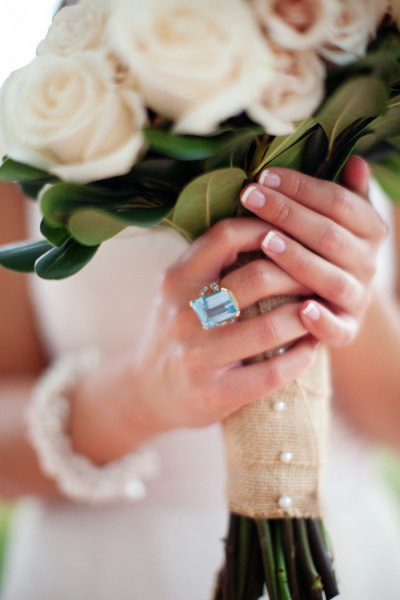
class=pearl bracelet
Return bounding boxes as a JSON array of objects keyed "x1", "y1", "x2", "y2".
[{"x1": 26, "y1": 349, "x2": 160, "y2": 504}]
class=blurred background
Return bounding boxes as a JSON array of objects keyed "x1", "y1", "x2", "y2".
[{"x1": 0, "y1": 0, "x2": 399, "y2": 593}]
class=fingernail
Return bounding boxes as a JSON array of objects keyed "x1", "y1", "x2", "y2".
[
  {"x1": 302, "y1": 301, "x2": 320, "y2": 321},
  {"x1": 259, "y1": 169, "x2": 281, "y2": 188},
  {"x1": 262, "y1": 231, "x2": 286, "y2": 254},
  {"x1": 241, "y1": 186, "x2": 265, "y2": 208}
]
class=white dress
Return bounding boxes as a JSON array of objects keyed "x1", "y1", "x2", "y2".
[{"x1": 2, "y1": 184, "x2": 400, "y2": 599}]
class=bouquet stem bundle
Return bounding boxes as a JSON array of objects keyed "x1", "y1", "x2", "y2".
[
  {"x1": 214, "y1": 252, "x2": 337, "y2": 600},
  {"x1": 213, "y1": 515, "x2": 338, "y2": 600}
]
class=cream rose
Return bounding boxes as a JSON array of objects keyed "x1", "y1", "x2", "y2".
[
  {"x1": 1, "y1": 54, "x2": 146, "y2": 184},
  {"x1": 108, "y1": 0, "x2": 275, "y2": 135},
  {"x1": 248, "y1": 48, "x2": 325, "y2": 135},
  {"x1": 249, "y1": 0, "x2": 339, "y2": 50},
  {"x1": 319, "y1": 0, "x2": 388, "y2": 65},
  {"x1": 37, "y1": 0, "x2": 111, "y2": 57}
]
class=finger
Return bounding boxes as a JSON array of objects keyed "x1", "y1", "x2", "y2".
[
  {"x1": 299, "y1": 300, "x2": 359, "y2": 347},
  {"x1": 340, "y1": 155, "x2": 370, "y2": 198},
  {"x1": 220, "y1": 259, "x2": 311, "y2": 310},
  {"x1": 195, "y1": 302, "x2": 307, "y2": 368},
  {"x1": 217, "y1": 336, "x2": 319, "y2": 415},
  {"x1": 260, "y1": 230, "x2": 365, "y2": 313},
  {"x1": 169, "y1": 217, "x2": 271, "y2": 285},
  {"x1": 250, "y1": 167, "x2": 386, "y2": 241},
  {"x1": 241, "y1": 182, "x2": 367, "y2": 275}
]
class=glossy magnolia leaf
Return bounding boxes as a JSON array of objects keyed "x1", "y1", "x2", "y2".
[
  {"x1": 252, "y1": 118, "x2": 317, "y2": 175},
  {"x1": 40, "y1": 219, "x2": 70, "y2": 247},
  {"x1": 205, "y1": 126, "x2": 263, "y2": 170},
  {"x1": 0, "y1": 158, "x2": 53, "y2": 182},
  {"x1": 268, "y1": 129, "x2": 319, "y2": 172},
  {"x1": 144, "y1": 127, "x2": 227, "y2": 160},
  {"x1": 107, "y1": 205, "x2": 172, "y2": 227},
  {"x1": 173, "y1": 167, "x2": 246, "y2": 239},
  {"x1": 0, "y1": 239, "x2": 52, "y2": 272},
  {"x1": 372, "y1": 157, "x2": 400, "y2": 203},
  {"x1": 34, "y1": 238, "x2": 99, "y2": 280},
  {"x1": 39, "y1": 182, "x2": 172, "y2": 230},
  {"x1": 315, "y1": 76, "x2": 388, "y2": 156},
  {"x1": 39, "y1": 182, "x2": 120, "y2": 227},
  {"x1": 68, "y1": 208, "x2": 126, "y2": 246}
]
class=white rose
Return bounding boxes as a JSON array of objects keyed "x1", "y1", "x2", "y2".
[
  {"x1": 37, "y1": 0, "x2": 111, "y2": 57},
  {"x1": 249, "y1": 0, "x2": 339, "y2": 50},
  {"x1": 108, "y1": 0, "x2": 275, "y2": 135},
  {"x1": 319, "y1": 0, "x2": 388, "y2": 65},
  {"x1": 248, "y1": 48, "x2": 325, "y2": 135},
  {"x1": 1, "y1": 54, "x2": 146, "y2": 184}
]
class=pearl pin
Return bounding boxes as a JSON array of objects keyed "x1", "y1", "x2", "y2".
[
  {"x1": 273, "y1": 400, "x2": 287, "y2": 412},
  {"x1": 280, "y1": 451, "x2": 293, "y2": 464},
  {"x1": 278, "y1": 495, "x2": 292, "y2": 509}
]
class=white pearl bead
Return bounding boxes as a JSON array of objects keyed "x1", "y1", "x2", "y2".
[
  {"x1": 124, "y1": 479, "x2": 147, "y2": 500},
  {"x1": 273, "y1": 400, "x2": 287, "y2": 412},
  {"x1": 278, "y1": 495, "x2": 292, "y2": 509},
  {"x1": 280, "y1": 451, "x2": 293, "y2": 464}
]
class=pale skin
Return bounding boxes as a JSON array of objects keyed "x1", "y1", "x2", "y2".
[{"x1": 0, "y1": 156, "x2": 398, "y2": 500}]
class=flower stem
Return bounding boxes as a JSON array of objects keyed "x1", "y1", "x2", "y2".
[
  {"x1": 257, "y1": 519, "x2": 279, "y2": 600},
  {"x1": 275, "y1": 521, "x2": 292, "y2": 600},
  {"x1": 295, "y1": 519, "x2": 324, "y2": 600},
  {"x1": 282, "y1": 518, "x2": 300, "y2": 600},
  {"x1": 307, "y1": 519, "x2": 339, "y2": 599}
]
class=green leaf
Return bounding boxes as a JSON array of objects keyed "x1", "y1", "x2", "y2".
[
  {"x1": 68, "y1": 208, "x2": 126, "y2": 245},
  {"x1": 40, "y1": 219, "x2": 70, "y2": 247},
  {"x1": 173, "y1": 167, "x2": 246, "y2": 239},
  {"x1": 315, "y1": 76, "x2": 389, "y2": 157},
  {"x1": 34, "y1": 238, "x2": 99, "y2": 280},
  {"x1": 0, "y1": 157, "x2": 53, "y2": 182},
  {"x1": 204, "y1": 126, "x2": 263, "y2": 170},
  {"x1": 252, "y1": 118, "x2": 317, "y2": 175},
  {"x1": 0, "y1": 239, "x2": 52, "y2": 273},
  {"x1": 144, "y1": 127, "x2": 226, "y2": 160},
  {"x1": 39, "y1": 182, "x2": 172, "y2": 230},
  {"x1": 371, "y1": 156, "x2": 400, "y2": 203}
]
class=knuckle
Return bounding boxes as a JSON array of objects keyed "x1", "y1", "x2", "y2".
[
  {"x1": 292, "y1": 174, "x2": 310, "y2": 203},
  {"x1": 274, "y1": 200, "x2": 292, "y2": 228},
  {"x1": 319, "y1": 222, "x2": 345, "y2": 255},
  {"x1": 374, "y1": 216, "x2": 389, "y2": 241},
  {"x1": 259, "y1": 312, "x2": 282, "y2": 347},
  {"x1": 211, "y1": 219, "x2": 236, "y2": 246},
  {"x1": 327, "y1": 272, "x2": 353, "y2": 305},
  {"x1": 330, "y1": 185, "x2": 351, "y2": 216},
  {"x1": 265, "y1": 361, "x2": 284, "y2": 390},
  {"x1": 244, "y1": 260, "x2": 270, "y2": 289}
]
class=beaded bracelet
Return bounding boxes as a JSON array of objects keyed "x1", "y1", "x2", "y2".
[{"x1": 26, "y1": 349, "x2": 160, "y2": 504}]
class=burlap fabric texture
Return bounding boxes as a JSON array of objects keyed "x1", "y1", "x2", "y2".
[{"x1": 222, "y1": 252, "x2": 332, "y2": 519}]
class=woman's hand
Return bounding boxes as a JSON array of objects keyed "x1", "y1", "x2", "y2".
[
  {"x1": 129, "y1": 217, "x2": 321, "y2": 435},
  {"x1": 239, "y1": 156, "x2": 388, "y2": 346}
]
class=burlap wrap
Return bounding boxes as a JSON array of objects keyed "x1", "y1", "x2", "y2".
[{"x1": 222, "y1": 254, "x2": 332, "y2": 519}]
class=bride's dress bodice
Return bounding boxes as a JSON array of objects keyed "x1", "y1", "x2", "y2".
[{"x1": 2, "y1": 185, "x2": 400, "y2": 600}]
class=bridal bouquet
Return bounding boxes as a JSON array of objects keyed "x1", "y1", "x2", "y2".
[{"x1": 1, "y1": 1, "x2": 400, "y2": 598}]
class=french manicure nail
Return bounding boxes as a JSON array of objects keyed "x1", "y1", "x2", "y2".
[
  {"x1": 241, "y1": 186, "x2": 265, "y2": 208},
  {"x1": 259, "y1": 169, "x2": 281, "y2": 188},
  {"x1": 302, "y1": 301, "x2": 320, "y2": 321},
  {"x1": 262, "y1": 231, "x2": 286, "y2": 254}
]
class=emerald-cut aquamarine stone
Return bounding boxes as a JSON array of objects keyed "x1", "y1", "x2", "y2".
[{"x1": 190, "y1": 288, "x2": 239, "y2": 329}]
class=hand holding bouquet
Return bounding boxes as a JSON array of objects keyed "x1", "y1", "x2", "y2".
[{"x1": 0, "y1": 1, "x2": 399, "y2": 598}]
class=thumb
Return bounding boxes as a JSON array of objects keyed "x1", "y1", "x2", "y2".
[{"x1": 340, "y1": 155, "x2": 370, "y2": 199}]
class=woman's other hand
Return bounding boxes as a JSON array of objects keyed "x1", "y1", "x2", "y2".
[{"x1": 240, "y1": 157, "x2": 387, "y2": 347}]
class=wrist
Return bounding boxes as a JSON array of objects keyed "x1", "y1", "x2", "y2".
[{"x1": 68, "y1": 351, "x2": 164, "y2": 465}]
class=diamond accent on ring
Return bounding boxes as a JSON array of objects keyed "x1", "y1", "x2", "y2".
[{"x1": 190, "y1": 287, "x2": 239, "y2": 329}]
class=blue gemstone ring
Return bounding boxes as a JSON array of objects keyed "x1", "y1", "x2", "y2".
[{"x1": 190, "y1": 283, "x2": 240, "y2": 329}]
